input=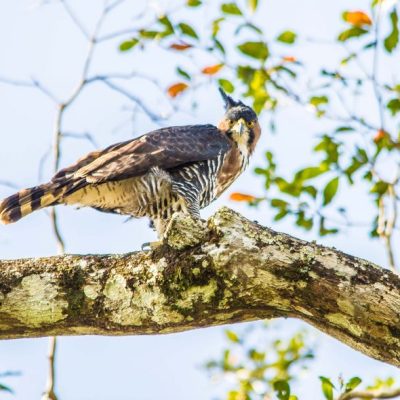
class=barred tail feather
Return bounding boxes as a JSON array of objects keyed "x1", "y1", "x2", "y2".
[
  {"x1": 0, "y1": 183, "x2": 58, "y2": 224},
  {"x1": 0, "y1": 179, "x2": 85, "y2": 224}
]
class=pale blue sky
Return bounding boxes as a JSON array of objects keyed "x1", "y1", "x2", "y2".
[{"x1": 0, "y1": 1, "x2": 399, "y2": 399}]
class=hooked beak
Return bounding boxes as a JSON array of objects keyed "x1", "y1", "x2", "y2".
[{"x1": 231, "y1": 118, "x2": 246, "y2": 136}]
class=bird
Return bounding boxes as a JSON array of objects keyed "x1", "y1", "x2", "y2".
[{"x1": 0, "y1": 88, "x2": 261, "y2": 239}]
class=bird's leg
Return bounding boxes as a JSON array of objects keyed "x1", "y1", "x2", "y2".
[
  {"x1": 186, "y1": 203, "x2": 201, "y2": 220},
  {"x1": 141, "y1": 197, "x2": 202, "y2": 251},
  {"x1": 163, "y1": 210, "x2": 207, "y2": 250},
  {"x1": 141, "y1": 219, "x2": 163, "y2": 250}
]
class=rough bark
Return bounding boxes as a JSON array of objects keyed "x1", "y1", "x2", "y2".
[{"x1": 0, "y1": 207, "x2": 399, "y2": 367}]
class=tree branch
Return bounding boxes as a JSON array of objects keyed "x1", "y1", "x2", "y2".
[
  {"x1": 0, "y1": 208, "x2": 399, "y2": 368},
  {"x1": 338, "y1": 387, "x2": 400, "y2": 400}
]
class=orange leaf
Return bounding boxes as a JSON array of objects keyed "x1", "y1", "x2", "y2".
[
  {"x1": 170, "y1": 42, "x2": 192, "y2": 51},
  {"x1": 167, "y1": 82, "x2": 188, "y2": 98},
  {"x1": 374, "y1": 129, "x2": 388, "y2": 143},
  {"x1": 282, "y1": 56, "x2": 297, "y2": 63},
  {"x1": 229, "y1": 192, "x2": 257, "y2": 202},
  {"x1": 343, "y1": 11, "x2": 372, "y2": 26},
  {"x1": 201, "y1": 63, "x2": 224, "y2": 75}
]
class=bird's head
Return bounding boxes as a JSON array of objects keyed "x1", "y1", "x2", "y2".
[{"x1": 218, "y1": 88, "x2": 261, "y2": 154}]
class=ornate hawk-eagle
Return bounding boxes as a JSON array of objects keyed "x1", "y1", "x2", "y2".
[{"x1": 0, "y1": 89, "x2": 261, "y2": 238}]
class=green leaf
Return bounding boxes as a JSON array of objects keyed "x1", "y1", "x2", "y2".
[
  {"x1": 295, "y1": 166, "x2": 328, "y2": 181},
  {"x1": 271, "y1": 198, "x2": 289, "y2": 208},
  {"x1": 371, "y1": 181, "x2": 388, "y2": 195},
  {"x1": 274, "y1": 380, "x2": 291, "y2": 400},
  {"x1": 187, "y1": 0, "x2": 201, "y2": 6},
  {"x1": 139, "y1": 30, "x2": 160, "y2": 39},
  {"x1": 363, "y1": 40, "x2": 377, "y2": 50},
  {"x1": 296, "y1": 213, "x2": 313, "y2": 230},
  {"x1": 303, "y1": 185, "x2": 318, "y2": 198},
  {"x1": 227, "y1": 391, "x2": 240, "y2": 400},
  {"x1": 235, "y1": 22, "x2": 263, "y2": 35},
  {"x1": 309, "y1": 96, "x2": 328, "y2": 107},
  {"x1": 323, "y1": 177, "x2": 339, "y2": 206},
  {"x1": 225, "y1": 330, "x2": 240, "y2": 343},
  {"x1": 274, "y1": 209, "x2": 289, "y2": 221},
  {"x1": 340, "y1": 53, "x2": 356, "y2": 65},
  {"x1": 277, "y1": 65, "x2": 297, "y2": 78},
  {"x1": 335, "y1": 126, "x2": 354, "y2": 133},
  {"x1": 158, "y1": 15, "x2": 174, "y2": 35},
  {"x1": 221, "y1": 3, "x2": 242, "y2": 15},
  {"x1": 213, "y1": 38, "x2": 226, "y2": 54},
  {"x1": 345, "y1": 149, "x2": 368, "y2": 182},
  {"x1": 178, "y1": 23, "x2": 199, "y2": 39},
  {"x1": 277, "y1": 30, "x2": 297, "y2": 44},
  {"x1": 319, "y1": 216, "x2": 339, "y2": 236},
  {"x1": 345, "y1": 377, "x2": 362, "y2": 392},
  {"x1": 212, "y1": 17, "x2": 225, "y2": 37},
  {"x1": 314, "y1": 135, "x2": 340, "y2": 165},
  {"x1": 237, "y1": 41, "x2": 269, "y2": 60},
  {"x1": 119, "y1": 38, "x2": 139, "y2": 51},
  {"x1": 248, "y1": 0, "x2": 258, "y2": 12},
  {"x1": 319, "y1": 376, "x2": 335, "y2": 400},
  {"x1": 222, "y1": 349, "x2": 231, "y2": 370},
  {"x1": 176, "y1": 67, "x2": 191, "y2": 81},
  {"x1": 248, "y1": 349, "x2": 265, "y2": 362},
  {"x1": 0, "y1": 384, "x2": 13, "y2": 394},
  {"x1": 218, "y1": 78, "x2": 234, "y2": 93},
  {"x1": 338, "y1": 27, "x2": 368, "y2": 42},
  {"x1": 387, "y1": 98, "x2": 400, "y2": 115},
  {"x1": 275, "y1": 177, "x2": 302, "y2": 197},
  {"x1": 392, "y1": 84, "x2": 400, "y2": 94},
  {"x1": 384, "y1": 10, "x2": 399, "y2": 53}
]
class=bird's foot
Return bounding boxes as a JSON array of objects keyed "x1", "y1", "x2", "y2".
[
  {"x1": 163, "y1": 213, "x2": 207, "y2": 250},
  {"x1": 141, "y1": 241, "x2": 162, "y2": 251}
]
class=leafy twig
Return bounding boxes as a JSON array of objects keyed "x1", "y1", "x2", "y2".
[{"x1": 338, "y1": 386, "x2": 400, "y2": 400}]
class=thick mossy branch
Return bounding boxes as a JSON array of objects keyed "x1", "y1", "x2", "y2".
[{"x1": 0, "y1": 208, "x2": 399, "y2": 367}]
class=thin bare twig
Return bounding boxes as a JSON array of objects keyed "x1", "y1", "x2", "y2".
[
  {"x1": 104, "y1": 0, "x2": 128, "y2": 14},
  {"x1": 371, "y1": 1, "x2": 386, "y2": 131},
  {"x1": 100, "y1": 79, "x2": 166, "y2": 122},
  {"x1": 59, "y1": 0, "x2": 89, "y2": 39},
  {"x1": 38, "y1": 146, "x2": 52, "y2": 182},
  {"x1": 43, "y1": 104, "x2": 64, "y2": 399},
  {"x1": 31, "y1": 78, "x2": 61, "y2": 103},
  {"x1": 377, "y1": 185, "x2": 397, "y2": 271},
  {"x1": 0, "y1": 76, "x2": 59, "y2": 103},
  {"x1": 62, "y1": 132, "x2": 99, "y2": 148},
  {"x1": 0, "y1": 180, "x2": 19, "y2": 190},
  {"x1": 384, "y1": 185, "x2": 397, "y2": 271},
  {"x1": 0, "y1": 75, "x2": 36, "y2": 88},
  {"x1": 41, "y1": 336, "x2": 58, "y2": 400}
]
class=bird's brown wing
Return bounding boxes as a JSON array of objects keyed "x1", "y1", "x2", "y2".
[
  {"x1": 54, "y1": 125, "x2": 231, "y2": 184},
  {"x1": 52, "y1": 139, "x2": 132, "y2": 182}
]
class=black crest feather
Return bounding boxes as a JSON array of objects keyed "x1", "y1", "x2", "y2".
[{"x1": 219, "y1": 87, "x2": 243, "y2": 110}]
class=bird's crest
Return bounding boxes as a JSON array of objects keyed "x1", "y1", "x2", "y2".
[{"x1": 218, "y1": 88, "x2": 245, "y2": 111}]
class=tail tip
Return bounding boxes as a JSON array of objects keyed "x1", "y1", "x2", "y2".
[{"x1": 0, "y1": 214, "x2": 12, "y2": 225}]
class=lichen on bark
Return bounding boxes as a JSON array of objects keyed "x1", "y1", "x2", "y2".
[{"x1": 0, "y1": 207, "x2": 399, "y2": 368}]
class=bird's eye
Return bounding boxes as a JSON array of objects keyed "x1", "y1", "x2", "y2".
[
  {"x1": 228, "y1": 120, "x2": 235, "y2": 127},
  {"x1": 247, "y1": 120, "x2": 255, "y2": 128}
]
